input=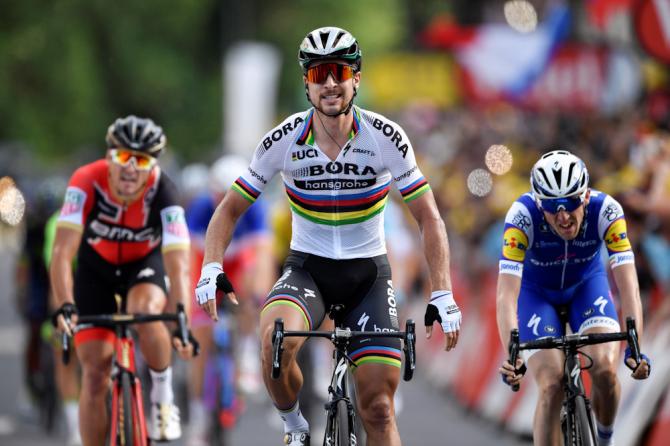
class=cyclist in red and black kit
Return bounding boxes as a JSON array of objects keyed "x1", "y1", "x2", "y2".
[{"x1": 50, "y1": 116, "x2": 196, "y2": 445}]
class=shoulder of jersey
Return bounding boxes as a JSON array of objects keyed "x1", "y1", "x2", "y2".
[
  {"x1": 72, "y1": 158, "x2": 108, "y2": 182},
  {"x1": 259, "y1": 110, "x2": 311, "y2": 150}
]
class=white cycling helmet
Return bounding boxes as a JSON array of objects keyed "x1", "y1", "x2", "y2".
[
  {"x1": 530, "y1": 150, "x2": 589, "y2": 199},
  {"x1": 209, "y1": 154, "x2": 249, "y2": 194},
  {"x1": 298, "y1": 26, "x2": 362, "y2": 72}
]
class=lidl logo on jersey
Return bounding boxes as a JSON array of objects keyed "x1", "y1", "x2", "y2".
[
  {"x1": 604, "y1": 219, "x2": 631, "y2": 252},
  {"x1": 61, "y1": 188, "x2": 85, "y2": 216},
  {"x1": 292, "y1": 149, "x2": 318, "y2": 161},
  {"x1": 502, "y1": 227, "x2": 528, "y2": 262}
]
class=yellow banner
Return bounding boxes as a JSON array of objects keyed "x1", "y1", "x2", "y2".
[{"x1": 363, "y1": 53, "x2": 460, "y2": 108}]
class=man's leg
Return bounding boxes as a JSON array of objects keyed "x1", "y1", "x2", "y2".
[
  {"x1": 528, "y1": 350, "x2": 564, "y2": 446},
  {"x1": 583, "y1": 328, "x2": 620, "y2": 445},
  {"x1": 354, "y1": 363, "x2": 401, "y2": 446},
  {"x1": 260, "y1": 305, "x2": 309, "y2": 434},
  {"x1": 76, "y1": 339, "x2": 114, "y2": 446},
  {"x1": 126, "y1": 283, "x2": 179, "y2": 440}
]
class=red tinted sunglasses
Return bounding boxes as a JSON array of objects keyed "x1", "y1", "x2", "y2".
[{"x1": 306, "y1": 63, "x2": 355, "y2": 84}]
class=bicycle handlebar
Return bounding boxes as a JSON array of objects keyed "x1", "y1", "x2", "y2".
[
  {"x1": 506, "y1": 316, "x2": 642, "y2": 391},
  {"x1": 271, "y1": 318, "x2": 417, "y2": 381},
  {"x1": 61, "y1": 303, "x2": 192, "y2": 364}
]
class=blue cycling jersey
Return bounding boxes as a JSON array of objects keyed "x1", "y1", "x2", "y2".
[
  {"x1": 499, "y1": 190, "x2": 634, "y2": 290},
  {"x1": 186, "y1": 193, "x2": 269, "y2": 257}
]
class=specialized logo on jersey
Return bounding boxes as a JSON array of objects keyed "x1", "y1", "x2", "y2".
[
  {"x1": 604, "y1": 218, "x2": 631, "y2": 252},
  {"x1": 61, "y1": 187, "x2": 86, "y2": 216},
  {"x1": 502, "y1": 227, "x2": 528, "y2": 262}
]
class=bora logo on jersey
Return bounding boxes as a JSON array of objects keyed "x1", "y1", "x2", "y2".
[
  {"x1": 502, "y1": 226, "x2": 528, "y2": 262},
  {"x1": 604, "y1": 219, "x2": 631, "y2": 252}
]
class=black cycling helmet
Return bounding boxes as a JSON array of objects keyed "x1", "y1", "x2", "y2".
[
  {"x1": 105, "y1": 115, "x2": 166, "y2": 157},
  {"x1": 298, "y1": 27, "x2": 362, "y2": 72}
]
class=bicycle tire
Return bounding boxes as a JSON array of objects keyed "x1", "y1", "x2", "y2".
[
  {"x1": 119, "y1": 372, "x2": 135, "y2": 446},
  {"x1": 334, "y1": 399, "x2": 352, "y2": 446},
  {"x1": 573, "y1": 395, "x2": 596, "y2": 446}
]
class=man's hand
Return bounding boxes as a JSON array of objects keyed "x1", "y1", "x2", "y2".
[
  {"x1": 51, "y1": 302, "x2": 79, "y2": 336},
  {"x1": 424, "y1": 290, "x2": 461, "y2": 351},
  {"x1": 172, "y1": 330, "x2": 200, "y2": 360},
  {"x1": 500, "y1": 357, "x2": 527, "y2": 388},
  {"x1": 625, "y1": 347, "x2": 651, "y2": 380},
  {"x1": 195, "y1": 262, "x2": 237, "y2": 322}
]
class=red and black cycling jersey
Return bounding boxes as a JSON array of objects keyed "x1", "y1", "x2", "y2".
[{"x1": 57, "y1": 159, "x2": 189, "y2": 266}]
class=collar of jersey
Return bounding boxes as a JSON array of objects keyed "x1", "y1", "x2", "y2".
[{"x1": 296, "y1": 106, "x2": 361, "y2": 146}]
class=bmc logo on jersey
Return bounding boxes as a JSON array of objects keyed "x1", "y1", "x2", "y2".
[
  {"x1": 604, "y1": 219, "x2": 631, "y2": 252},
  {"x1": 502, "y1": 227, "x2": 528, "y2": 262}
]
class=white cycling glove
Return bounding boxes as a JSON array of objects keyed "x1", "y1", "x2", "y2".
[
  {"x1": 424, "y1": 290, "x2": 462, "y2": 333},
  {"x1": 195, "y1": 262, "x2": 223, "y2": 305}
]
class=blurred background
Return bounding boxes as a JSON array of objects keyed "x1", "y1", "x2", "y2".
[{"x1": 2, "y1": 0, "x2": 670, "y2": 445}]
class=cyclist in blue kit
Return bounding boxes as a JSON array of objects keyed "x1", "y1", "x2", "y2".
[{"x1": 497, "y1": 150, "x2": 651, "y2": 446}]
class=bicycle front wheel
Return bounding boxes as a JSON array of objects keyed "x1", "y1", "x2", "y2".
[
  {"x1": 118, "y1": 372, "x2": 136, "y2": 446},
  {"x1": 334, "y1": 399, "x2": 352, "y2": 446},
  {"x1": 564, "y1": 396, "x2": 596, "y2": 446}
]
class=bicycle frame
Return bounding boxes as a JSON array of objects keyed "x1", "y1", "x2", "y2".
[
  {"x1": 62, "y1": 303, "x2": 193, "y2": 446},
  {"x1": 508, "y1": 317, "x2": 641, "y2": 446},
  {"x1": 272, "y1": 309, "x2": 416, "y2": 446},
  {"x1": 108, "y1": 323, "x2": 148, "y2": 446}
]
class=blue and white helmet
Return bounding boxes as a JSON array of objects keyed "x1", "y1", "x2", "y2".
[{"x1": 530, "y1": 150, "x2": 589, "y2": 199}]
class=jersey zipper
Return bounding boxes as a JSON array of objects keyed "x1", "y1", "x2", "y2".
[{"x1": 560, "y1": 240, "x2": 568, "y2": 289}]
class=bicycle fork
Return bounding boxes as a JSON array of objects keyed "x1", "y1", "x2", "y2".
[{"x1": 324, "y1": 355, "x2": 357, "y2": 446}]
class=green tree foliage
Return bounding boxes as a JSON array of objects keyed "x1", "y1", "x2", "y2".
[{"x1": 1, "y1": 0, "x2": 221, "y2": 162}]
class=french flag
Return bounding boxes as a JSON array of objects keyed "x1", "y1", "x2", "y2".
[{"x1": 421, "y1": 4, "x2": 571, "y2": 99}]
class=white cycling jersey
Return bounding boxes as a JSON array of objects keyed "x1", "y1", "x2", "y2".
[{"x1": 230, "y1": 106, "x2": 430, "y2": 259}]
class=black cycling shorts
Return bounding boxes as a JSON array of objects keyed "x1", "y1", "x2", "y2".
[
  {"x1": 74, "y1": 248, "x2": 167, "y2": 316},
  {"x1": 262, "y1": 250, "x2": 402, "y2": 369}
]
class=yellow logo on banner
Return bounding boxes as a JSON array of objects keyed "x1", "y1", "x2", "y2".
[
  {"x1": 502, "y1": 227, "x2": 528, "y2": 262},
  {"x1": 605, "y1": 219, "x2": 631, "y2": 252}
]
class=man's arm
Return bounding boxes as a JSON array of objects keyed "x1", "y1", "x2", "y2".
[
  {"x1": 405, "y1": 191, "x2": 451, "y2": 290},
  {"x1": 198, "y1": 191, "x2": 252, "y2": 319},
  {"x1": 405, "y1": 191, "x2": 459, "y2": 351},
  {"x1": 496, "y1": 273, "x2": 521, "y2": 349},
  {"x1": 49, "y1": 226, "x2": 82, "y2": 333},
  {"x1": 162, "y1": 248, "x2": 190, "y2": 314}
]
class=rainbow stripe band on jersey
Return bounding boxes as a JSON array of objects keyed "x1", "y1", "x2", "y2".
[
  {"x1": 350, "y1": 345, "x2": 402, "y2": 368},
  {"x1": 231, "y1": 177, "x2": 261, "y2": 203},
  {"x1": 399, "y1": 177, "x2": 430, "y2": 202},
  {"x1": 285, "y1": 181, "x2": 391, "y2": 226},
  {"x1": 296, "y1": 107, "x2": 361, "y2": 146}
]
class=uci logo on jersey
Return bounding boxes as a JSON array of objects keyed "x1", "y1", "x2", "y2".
[
  {"x1": 502, "y1": 227, "x2": 528, "y2": 262},
  {"x1": 292, "y1": 149, "x2": 318, "y2": 161}
]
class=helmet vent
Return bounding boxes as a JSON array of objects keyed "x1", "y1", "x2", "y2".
[
  {"x1": 566, "y1": 162, "x2": 575, "y2": 184},
  {"x1": 332, "y1": 31, "x2": 345, "y2": 47},
  {"x1": 307, "y1": 34, "x2": 318, "y2": 49},
  {"x1": 538, "y1": 168, "x2": 552, "y2": 190},
  {"x1": 551, "y1": 167, "x2": 562, "y2": 189},
  {"x1": 319, "y1": 32, "x2": 329, "y2": 48}
]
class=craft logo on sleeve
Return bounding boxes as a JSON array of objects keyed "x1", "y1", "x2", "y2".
[
  {"x1": 61, "y1": 188, "x2": 85, "y2": 216},
  {"x1": 502, "y1": 226, "x2": 528, "y2": 261},
  {"x1": 605, "y1": 219, "x2": 631, "y2": 252}
]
